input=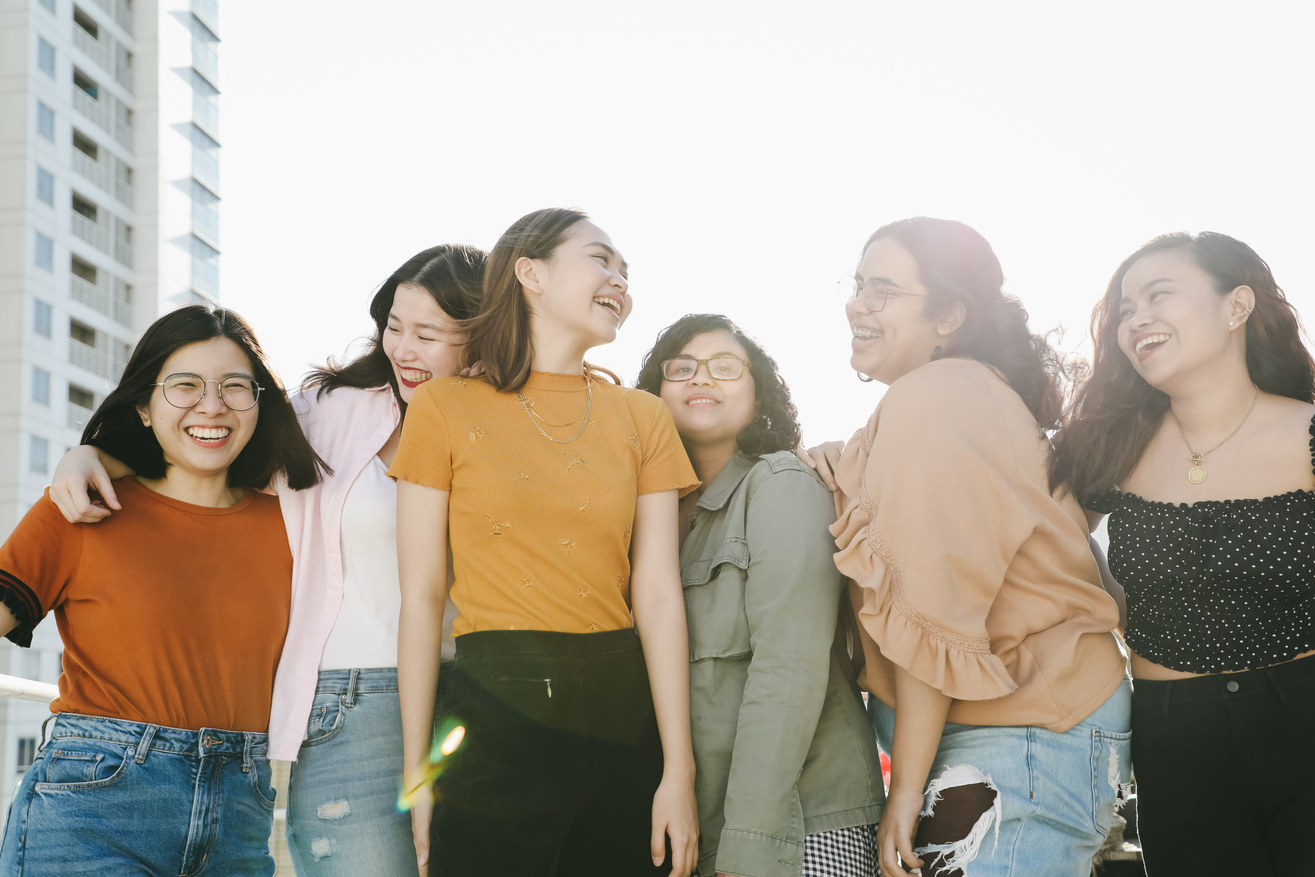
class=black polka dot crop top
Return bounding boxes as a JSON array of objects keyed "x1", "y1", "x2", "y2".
[{"x1": 1084, "y1": 414, "x2": 1315, "y2": 673}]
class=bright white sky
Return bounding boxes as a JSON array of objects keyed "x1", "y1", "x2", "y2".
[{"x1": 219, "y1": 0, "x2": 1315, "y2": 446}]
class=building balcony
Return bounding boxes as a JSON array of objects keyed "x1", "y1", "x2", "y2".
[
  {"x1": 114, "y1": 111, "x2": 133, "y2": 151},
  {"x1": 70, "y1": 275, "x2": 132, "y2": 326},
  {"x1": 114, "y1": 169, "x2": 133, "y2": 208},
  {"x1": 116, "y1": 60, "x2": 134, "y2": 93},
  {"x1": 71, "y1": 212, "x2": 111, "y2": 254},
  {"x1": 72, "y1": 25, "x2": 112, "y2": 72},
  {"x1": 72, "y1": 85, "x2": 112, "y2": 133},
  {"x1": 69, "y1": 338, "x2": 109, "y2": 378},
  {"x1": 192, "y1": 0, "x2": 219, "y2": 34},
  {"x1": 71, "y1": 149, "x2": 113, "y2": 197},
  {"x1": 114, "y1": 235, "x2": 133, "y2": 268}
]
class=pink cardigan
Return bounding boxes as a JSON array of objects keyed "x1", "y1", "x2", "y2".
[{"x1": 268, "y1": 385, "x2": 400, "y2": 760}]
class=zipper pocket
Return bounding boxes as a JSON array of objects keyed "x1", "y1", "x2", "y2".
[{"x1": 492, "y1": 675, "x2": 553, "y2": 698}]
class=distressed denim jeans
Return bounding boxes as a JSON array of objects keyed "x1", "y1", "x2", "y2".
[
  {"x1": 286, "y1": 667, "x2": 419, "y2": 877},
  {"x1": 0, "y1": 713, "x2": 276, "y2": 876},
  {"x1": 870, "y1": 679, "x2": 1133, "y2": 876}
]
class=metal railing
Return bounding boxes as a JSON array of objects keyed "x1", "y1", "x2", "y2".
[
  {"x1": 72, "y1": 85, "x2": 111, "y2": 132},
  {"x1": 70, "y1": 274, "x2": 132, "y2": 325},
  {"x1": 0, "y1": 674, "x2": 59, "y2": 705},
  {"x1": 68, "y1": 402, "x2": 95, "y2": 430},
  {"x1": 114, "y1": 105, "x2": 134, "y2": 150},
  {"x1": 71, "y1": 212, "x2": 111, "y2": 253},
  {"x1": 114, "y1": 233, "x2": 133, "y2": 268},
  {"x1": 71, "y1": 148, "x2": 114, "y2": 196},
  {"x1": 72, "y1": 24, "x2": 112, "y2": 72}
]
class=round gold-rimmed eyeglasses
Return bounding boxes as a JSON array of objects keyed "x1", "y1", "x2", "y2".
[{"x1": 151, "y1": 373, "x2": 263, "y2": 411}]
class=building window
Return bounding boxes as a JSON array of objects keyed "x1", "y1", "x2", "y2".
[
  {"x1": 34, "y1": 299, "x2": 53, "y2": 337},
  {"x1": 33, "y1": 367, "x2": 51, "y2": 406},
  {"x1": 30, "y1": 435, "x2": 50, "y2": 474},
  {"x1": 70, "y1": 319, "x2": 96, "y2": 347},
  {"x1": 73, "y1": 5, "x2": 99, "y2": 39},
  {"x1": 37, "y1": 101, "x2": 55, "y2": 140},
  {"x1": 36, "y1": 166, "x2": 55, "y2": 205},
  {"x1": 37, "y1": 36, "x2": 56, "y2": 77},
  {"x1": 16, "y1": 738, "x2": 38, "y2": 768},
  {"x1": 35, "y1": 231, "x2": 54, "y2": 270},
  {"x1": 39, "y1": 0, "x2": 56, "y2": 13}
]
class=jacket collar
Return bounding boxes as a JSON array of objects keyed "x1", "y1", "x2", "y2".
[{"x1": 696, "y1": 452, "x2": 758, "y2": 512}]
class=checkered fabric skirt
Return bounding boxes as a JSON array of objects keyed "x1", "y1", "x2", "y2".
[{"x1": 802, "y1": 824, "x2": 878, "y2": 877}]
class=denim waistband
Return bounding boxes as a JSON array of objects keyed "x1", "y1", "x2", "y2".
[
  {"x1": 1136, "y1": 654, "x2": 1315, "y2": 707},
  {"x1": 455, "y1": 627, "x2": 640, "y2": 659},
  {"x1": 46, "y1": 713, "x2": 268, "y2": 764},
  {"x1": 314, "y1": 666, "x2": 399, "y2": 696}
]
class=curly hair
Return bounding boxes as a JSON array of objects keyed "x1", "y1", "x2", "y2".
[
  {"x1": 635, "y1": 313, "x2": 802, "y2": 458},
  {"x1": 1050, "y1": 231, "x2": 1315, "y2": 498},
  {"x1": 862, "y1": 217, "x2": 1069, "y2": 430}
]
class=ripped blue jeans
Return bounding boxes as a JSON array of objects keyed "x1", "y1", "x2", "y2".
[
  {"x1": 286, "y1": 668, "x2": 418, "y2": 877},
  {"x1": 870, "y1": 679, "x2": 1132, "y2": 876}
]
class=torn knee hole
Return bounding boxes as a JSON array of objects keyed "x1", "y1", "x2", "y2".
[{"x1": 915, "y1": 764, "x2": 1003, "y2": 876}]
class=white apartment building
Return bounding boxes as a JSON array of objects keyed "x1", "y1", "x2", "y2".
[{"x1": 0, "y1": 0, "x2": 220, "y2": 819}]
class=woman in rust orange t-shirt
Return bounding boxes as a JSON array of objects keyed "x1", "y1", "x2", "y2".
[{"x1": 0, "y1": 305, "x2": 323, "y2": 876}]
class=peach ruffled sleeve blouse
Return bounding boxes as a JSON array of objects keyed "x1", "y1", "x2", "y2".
[{"x1": 830, "y1": 358, "x2": 1126, "y2": 732}]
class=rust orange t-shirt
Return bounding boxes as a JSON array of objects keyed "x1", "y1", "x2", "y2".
[
  {"x1": 0, "y1": 477, "x2": 292, "y2": 732},
  {"x1": 389, "y1": 371, "x2": 698, "y2": 636}
]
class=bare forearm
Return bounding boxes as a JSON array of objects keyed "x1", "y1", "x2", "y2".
[
  {"x1": 634, "y1": 591, "x2": 695, "y2": 777},
  {"x1": 889, "y1": 665, "x2": 953, "y2": 797}
]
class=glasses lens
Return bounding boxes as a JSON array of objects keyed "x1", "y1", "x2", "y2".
[
  {"x1": 662, "y1": 358, "x2": 697, "y2": 381},
  {"x1": 219, "y1": 379, "x2": 259, "y2": 411},
  {"x1": 707, "y1": 357, "x2": 743, "y2": 380},
  {"x1": 161, "y1": 374, "x2": 204, "y2": 408},
  {"x1": 865, "y1": 280, "x2": 889, "y2": 312},
  {"x1": 838, "y1": 276, "x2": 858, "y2": 301}
]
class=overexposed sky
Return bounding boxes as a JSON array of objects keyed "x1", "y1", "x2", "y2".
[{"x1": 219, "y1": 0, "x2": 1315, "y2": 445}]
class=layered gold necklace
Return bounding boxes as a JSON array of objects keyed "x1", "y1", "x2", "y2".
[
  {"x1": 1170, "y1": 384, "x2": 1260, "y2": 484},
  {"x1": 516, "y1": 372, "x2": 593, "y2": 444}
]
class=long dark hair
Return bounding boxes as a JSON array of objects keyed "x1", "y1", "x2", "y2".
[
  {"x1": 463, "y1": 208, "x2": 618, "y2": 392},
  {"x1": 635, "y1": 313, "x2": 803, "y2": 457},
  {"x1": 81, "y1": 304, "x2": 326, "y2": 489},
  {"x1": 864, "y1": 217, "x2": 1067, "y2": 429},
  {"x1": 306, "y1": 244, "x2": 486, "y2": 403},
  {"x1": 1050, "y1": 231, "x2": 1314, "y2": 498}
]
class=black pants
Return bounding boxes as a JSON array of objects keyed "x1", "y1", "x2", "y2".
[
  {"x1": 1132, "y1": 656, "x2": 1315, "y2": 876},
  {"x1": 431, "y1": 628, "x2": 668, "y2": 877}
]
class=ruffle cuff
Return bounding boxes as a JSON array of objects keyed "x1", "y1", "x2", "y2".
[{"x1": 831, "y1": 500, "x2": 1017, "y2": 702}]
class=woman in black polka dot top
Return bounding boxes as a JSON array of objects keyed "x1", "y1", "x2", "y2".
[{"x1": 1050, "y1": 232, "x2": 1315, "y2": 876}]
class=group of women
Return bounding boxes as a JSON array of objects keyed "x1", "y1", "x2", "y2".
[{"x1": 0, "y1": 208, "x2": 1309, "y2": 877}]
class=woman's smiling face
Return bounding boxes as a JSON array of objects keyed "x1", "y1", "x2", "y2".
[
  {"x1": 381, "y1": 282, "x2": 466, "y2": 403},
  {"x1": 659, "y1": 329, "x2": 757, "y2": 455}
]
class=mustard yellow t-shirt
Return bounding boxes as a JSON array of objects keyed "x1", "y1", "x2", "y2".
[{"x1": 389, "y1": 371, "x2": 697, "y2": 636}]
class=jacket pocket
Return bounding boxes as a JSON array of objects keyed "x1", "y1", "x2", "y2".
[{"x1": 683, "y1": 539, "x2": 752, "y2": 662}]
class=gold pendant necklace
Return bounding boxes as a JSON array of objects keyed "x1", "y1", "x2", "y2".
[
  {"x1": 1170, "y1": 384, "x2": 1259, "y2": 484},
  {"x1": 516, "y1": 372, "x2": 593, "y2": 444}
]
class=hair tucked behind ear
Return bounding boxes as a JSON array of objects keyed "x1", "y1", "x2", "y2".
[
  {"x1": 635, "y1": 313, "x2": 802, "y2": 457},
  {"x1": 1049, "y1": 231, "x2": 1314, "y2": 499},
  {"x1": 865, "y1": 217, "x2": 1069, "y2": 430}
]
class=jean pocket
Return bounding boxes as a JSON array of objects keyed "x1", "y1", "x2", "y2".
[
  {"x1": 303, "y1": 691, "x2": 349, "y2": 745},
  {"x1": 249, "y1": 757, "x2": 277, "y2": 811},
  {"x1": 1089, "y1": 728, "x2": 1133, "y2": 836},
  {"x1": 35, "y1": 740, "x2": 133, "y2": 791}
]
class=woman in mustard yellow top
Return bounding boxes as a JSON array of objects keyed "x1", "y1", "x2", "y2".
[{"x1": 390, "y1": 208, "x2": 700, "y2": 877}]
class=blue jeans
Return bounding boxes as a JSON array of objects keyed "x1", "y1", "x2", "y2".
[
  {"x1": 0, "y1": 713, "x2": 276, "y2": 876},
  {"x1": 286, "y1": 668, "x2": 419, "y2": 877},
  {"x1": 870, "y1": 679, "x2": 1132, "y2": 876}
]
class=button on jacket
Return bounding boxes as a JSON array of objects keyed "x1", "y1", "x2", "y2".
[{"x1": 683, "y1": 451, "x2": 884, "y2": 877}]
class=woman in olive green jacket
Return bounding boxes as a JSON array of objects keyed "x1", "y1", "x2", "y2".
[{"x1": 637, "y1": 314, "x2": 884, "y2": 877}]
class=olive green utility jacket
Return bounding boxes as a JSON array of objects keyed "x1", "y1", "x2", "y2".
[{"x1": 682, "y1": 451, "x2": 885, "y2": 877}]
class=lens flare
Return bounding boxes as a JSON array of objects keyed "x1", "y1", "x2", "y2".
[
  {"x1": 397, "y1": 721, "x2": 467, "y2": 813},
  {"x1": 439, "y1": 725, "x2": 465, "y2": 756}
]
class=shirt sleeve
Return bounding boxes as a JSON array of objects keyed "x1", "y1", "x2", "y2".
[
  {"x1": 830, "y1": 364, "x2": 1035, "y2": 701},
  {"x1": 631, "y1": 391, "x2": 699, "y2": 497},
  {"x1": 0, "y1": 492, "x2": 82, "y2": 647},
  {"x1": 387, "y1": 382, "x2": 454, "y2": 489},
  {"x1": 717, "y1": 462, "x2": 847, "y2": 876}
]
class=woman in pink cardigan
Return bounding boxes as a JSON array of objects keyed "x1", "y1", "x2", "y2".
[{"x1": 49, "y1": 244, "x2": 485, "y2": 877}]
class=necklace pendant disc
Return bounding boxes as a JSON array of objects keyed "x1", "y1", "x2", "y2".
[{"x1": 1188, "y1": 465, "x2": 1208, "y2": 484}]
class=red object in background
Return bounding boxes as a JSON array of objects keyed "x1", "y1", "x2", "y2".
[{"x1": 880, "y1": 752, "x2": 891, "y2": 792}]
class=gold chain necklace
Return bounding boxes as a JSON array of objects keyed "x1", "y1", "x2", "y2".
[
  {"x1": 516, "y1": 372, "x2": 593, "y2": 444},
  {"x1": 1170, "y1": 384, "x2": 1259, "y2": 484}
]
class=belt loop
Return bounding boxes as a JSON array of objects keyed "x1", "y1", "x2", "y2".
[
  {"x1": 1161, "y1": 681, "x2": 1173, "y2": 720},
  {"x1": 135, "y1": 724, "x2": 159, "y2": 765},
  {"x1": 344, "y1": 668, "x2": 361, "y2": 708},
  {"x1": 1267, "y1": 667, "x2": 1289, "y2": 704},
  {"x1": 242, "y1": 733, "x2": 254, "y2": 774},
  {"x1": 40, "y1": 713, "x2": 59, "y2": 749}
]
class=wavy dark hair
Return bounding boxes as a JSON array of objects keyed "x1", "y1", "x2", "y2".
[
  {"x1": 463, "y1": 208, "x2": 619, "y2": 392},
  {"x1": 306, "y1": 244, "x2": 486, "y2": 404},
  {"x1": 864, "y1": 217, "x2": 1067, "y2": 429},
  {"x1": 1050, "y1": 231, "x2": 1314, "y2": 498},
  {"x1": 635, "y1": 313, "x2": 802, "y2": 458},
  {"x1": 81, "y1": 304, "x2": 326, "y2": 489}
]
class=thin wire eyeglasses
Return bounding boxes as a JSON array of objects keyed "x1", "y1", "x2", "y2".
[
  {"x1": 660, "y1": 355, "x2": 749, "y2": 382},
  {"x1": 151, "y1": 374, "x2": 263, "y2": 411},
  {"x1": 838, "y1": 276, "x2": 926, "y2": 312}
]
